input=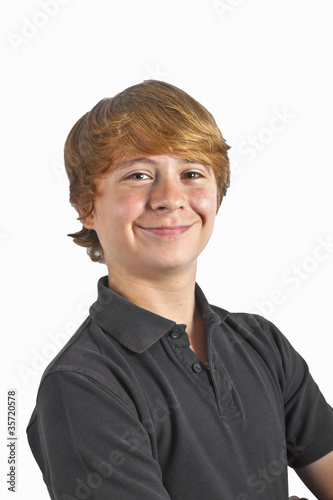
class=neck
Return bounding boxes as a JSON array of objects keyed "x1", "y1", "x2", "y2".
[{"x1": 107, "y1": 263, "x2": 198, "y2": 331}]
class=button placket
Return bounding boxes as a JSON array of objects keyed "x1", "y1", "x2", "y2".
[
  {"x1": 165, "y1": 326, "x2": 215, "y2": 397},
  {"x1": 170, "y1": 330, "x2": 205, "y2": 375},
  {"x1": 209, "y1": 343, "x2": 239, "y2": 417}
]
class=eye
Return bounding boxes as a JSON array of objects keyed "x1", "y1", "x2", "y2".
[
  {"x1": 127, "y1": 172, "x2": 151, "y2": 180},
  {"x1": 182, "y1": 171, "x2": 203, "y2": 179}
]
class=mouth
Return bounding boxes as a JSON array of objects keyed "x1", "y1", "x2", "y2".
[{"x1": 137, "y1": 224, "x2": 194, "y2": 236}]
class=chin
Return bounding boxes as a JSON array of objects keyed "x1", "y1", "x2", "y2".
[{"x1": 142, "y1": 256, "x2": 198, "y2": 274}]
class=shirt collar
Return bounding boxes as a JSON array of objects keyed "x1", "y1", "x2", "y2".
[{"x1": 89, "y1": 276, "x2": 224, "y2": 353}]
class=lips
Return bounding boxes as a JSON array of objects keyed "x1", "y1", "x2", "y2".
[{"x1": 138, "y1": 224, "x2": 193, "y2": 236}]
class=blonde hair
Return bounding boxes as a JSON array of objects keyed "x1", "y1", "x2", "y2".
[{"x1": 64, "y1": 80, "x2": 231, "y2": 263}]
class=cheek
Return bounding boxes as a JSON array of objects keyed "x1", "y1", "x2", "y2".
[
  {"x1": 111, "y1": 190, "x2": 146, "y2": 222},
  {"x1": 191, "y1": 189, "x2": 217, "y2": 221}
]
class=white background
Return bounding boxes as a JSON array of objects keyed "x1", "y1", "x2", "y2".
[{"x1": 1, "y1": 0, "x2": 332, "y2": 498}]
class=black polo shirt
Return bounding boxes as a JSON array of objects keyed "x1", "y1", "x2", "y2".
[{"x1": 27, "y1": 276, "x2": 333, "y2": 500}]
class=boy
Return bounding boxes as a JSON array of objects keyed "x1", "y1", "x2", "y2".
[{"x1": 27, "y1": 80, "x2": 333, "y2": 499}]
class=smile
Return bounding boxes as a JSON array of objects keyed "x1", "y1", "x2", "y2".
[{"x1": 138, "y1": 225, "x2": 193, "y2": 236}]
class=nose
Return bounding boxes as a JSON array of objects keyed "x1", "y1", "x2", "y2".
[{"x1": 149, "y1": 177, "x2": 186, "y2": 212}]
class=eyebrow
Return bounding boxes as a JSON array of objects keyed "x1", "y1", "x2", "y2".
[{"x1": 116, "y1": 157, "x2": 198, "y2": 170}]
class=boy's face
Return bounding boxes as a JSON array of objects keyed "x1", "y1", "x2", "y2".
[{"x1": 82, "y1": 154, "x2": 218, "y2": 279}]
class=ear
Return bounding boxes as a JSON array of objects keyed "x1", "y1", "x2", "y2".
[{"x1": 77, "y1": 206, "x2": 95, "y2": 230}]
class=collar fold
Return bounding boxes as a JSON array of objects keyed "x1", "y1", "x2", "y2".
[{"x1": 89, "y1": 276, "x2": 223, "y2": 353}]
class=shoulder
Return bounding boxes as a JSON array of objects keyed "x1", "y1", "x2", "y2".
[
  {"x1": 211, "y1": 304, "x2": 284, "y2": 346},
  {"x1": 35, "y1": 315, "x2": 137, "y2": 413},
  {"x1": 210, "y1": 305, "x2": 304, "y2": 376}
]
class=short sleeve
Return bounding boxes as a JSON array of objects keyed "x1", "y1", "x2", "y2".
[
  {"x1": 265, "y1": 319, "x2": 333, "y2": 468},
  {"x1": 27, "y1": 370, "x2": 171, "y2": 500}
]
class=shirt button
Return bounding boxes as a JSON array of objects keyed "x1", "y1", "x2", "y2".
[
  {"x1": 192, "y1": 363, "x2": 202, "y2": 373},
  {"x1": 170, "y1": 329, "x2": 181, "y2": 339}
]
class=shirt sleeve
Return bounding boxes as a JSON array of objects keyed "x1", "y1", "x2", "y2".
[
  {"x1": 27, "y1": 370, "x2": 172, "y2": 500},
  {"x1": 263, "y1": 317, "x2": 333, "y2": 468}
]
